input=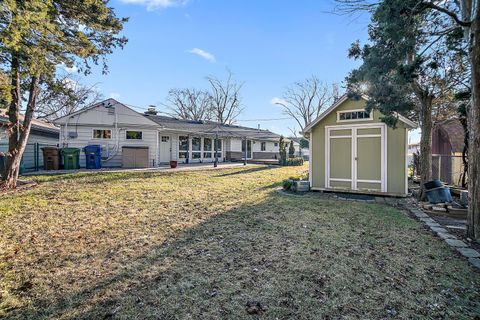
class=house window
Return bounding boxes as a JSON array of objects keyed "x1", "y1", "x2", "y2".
[
  {"x1": 261, "y1": 142, "x2": 266, "y2": 151},
  {"x1": 179, "y1": 136, "x2": 189, "y2": 159},
  {"x1": 274, "y1": 142, "x2": 278, "y2": 147},
  {"x1": 192, "y1": 137, "x2": 201, "y2": 159},
  {"x1": 93, "y1": 129, "x2": 112, "y2": 139},
  {"x1": 338, "y1": 110, "x2": 372, "y2": 122},
  {"x1": 214, "y1": 139, "x2": 222, "y2": 159},
  {"x1": 203, "y1": 138, "x2": 212, "y2": 158},
  {"x1": 161, "y1": 136, "x2": 169, "y2": 142},
  {"x1": 126, "y1": 131, "x2": 142, "y2": 140}
]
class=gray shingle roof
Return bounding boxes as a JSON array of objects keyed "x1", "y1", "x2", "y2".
[
  {"x1": 0, "y1": 109, "x2": 59, "y2": 137},
  {"x1": 145, "y1": 115, "x2": 281, "y2": 141}
]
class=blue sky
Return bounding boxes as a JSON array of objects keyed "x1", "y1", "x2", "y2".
[{"x1": 80, "y1": 0, "x2": 372, "y2": 137}]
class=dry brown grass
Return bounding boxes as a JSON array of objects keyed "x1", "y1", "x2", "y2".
[{"x1": 0, "y1": 164, "x2": 479, "y2": 319}]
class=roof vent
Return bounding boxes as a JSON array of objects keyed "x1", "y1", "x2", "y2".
[{"x1": 144, "y1": 105, "x2": 158, "y2": 115}]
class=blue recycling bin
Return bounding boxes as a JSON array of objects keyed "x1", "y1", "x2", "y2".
[
  {"x1": 83, "y1": 145, "x2": 102, "y2": 169},
  {"x1": 425, "y1": 186, "x2": 453, "y2": 204},
  {"x1": 0, "y1": 153, "x2": 6, "y2": 178},
  {"x1": 424, "y1": 179, "x2": 453, "y2": 204}
]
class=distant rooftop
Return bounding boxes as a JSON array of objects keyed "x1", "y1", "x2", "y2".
[{"x1": 0, "y1": 109, "x2": 59, "y2": 136}]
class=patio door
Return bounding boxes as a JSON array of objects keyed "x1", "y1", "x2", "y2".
[
  {"x1": 242, "y1": 139, "x2": 252, "y2": 159},
  {"x1": 326, "y1": 125, "x2": 385, "y2": 192},
  {"x1": 159, "y1": 135, "x2": 171, "y2": 163}
]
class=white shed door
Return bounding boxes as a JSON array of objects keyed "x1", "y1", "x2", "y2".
[{"x1": 326, "y1": 125, "x2": 386, "y2": 192}]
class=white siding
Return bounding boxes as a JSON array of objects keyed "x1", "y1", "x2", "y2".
[
  {"x1": 56, "y1": 102, "x2": 160, "y2": 168},
  {"x1": 230, "y1": 138, "x2": 243, "y2": 152},
  {"x1": 229, "y1": 138, "x2": 279, "y2": 153},
  {"x1": 60, "y1": 125, "x2": 158, "y2": 167}
]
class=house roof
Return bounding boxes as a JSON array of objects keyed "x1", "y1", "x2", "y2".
[
  {"x1": 145, "y1": 114, "x2": 281, "y2": 141},
  {"x1": 303, "y1": 94, "x2": 417, "y2": 133},
  {"x1": 0, "y1": 109, "x2": 59, "y2": 136},
  {"x1": 434, "y1": 118, "x2": 465, "y2": 153},
  {"x1": 53, "y1": 98, "x2": 281, "y2": 141}
]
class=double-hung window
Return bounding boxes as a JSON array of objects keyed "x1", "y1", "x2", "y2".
[
  {"x1": 192, "y1": 137, "x2": 201, "y2": 159},
  {"x1": 214, "y1": 139, "x2": 222, "y2": 158},
  {"x1": 261, "y1": 142, "x2": 266, "y2": 151},
  {"x1": 93, "y1": 129, "x2": 112, "y2": 139},
  {"x1": 203, "y1": 138, "x2": 212, "y2": 158},
  {"x1": 126, "y1": 131, "x2": 142, "y2": 140},
  {"x1": 179, "y1": 136, "x2": 189, "y2": 159}
]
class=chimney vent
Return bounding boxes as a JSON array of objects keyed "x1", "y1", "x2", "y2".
[{"x1": 144, "y1": 105, "x2": 158, "y2": 115}]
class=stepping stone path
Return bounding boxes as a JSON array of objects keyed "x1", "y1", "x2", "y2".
[{"x1": 406, "y1": 204, "x2": 480, "y2": 270}]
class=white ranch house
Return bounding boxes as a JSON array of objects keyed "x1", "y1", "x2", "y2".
[{"x1": 54, "y1": 99, "x2": 282, "y2": 168}]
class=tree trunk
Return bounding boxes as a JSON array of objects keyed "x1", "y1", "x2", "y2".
[
  {"x1": 2, "y1": 55, "x2": 21, "y2": 189},
  {"x1": 467, "y1": 6, "x2": 480, "y2": 240},
  {"x1": 3, "y1": 65, "x2": 39, "y2": 189},
  {"x1": 417, "y1": 92, "x2": 434, "y2": 200}
]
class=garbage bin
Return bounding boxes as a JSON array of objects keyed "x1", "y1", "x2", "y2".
[
  {"x1": 42, "y1": 147, "x2": 60, "y2": 170},
  {"x1": 424, "y1": 180, "x2": 453, "y2": 204},
  {"x1": 83, "y1": 145, "x2": 102, "y2": 169},
  {"x1": 62, "y1": 147, "x2": 80, "y2": 170},
  {"x1": 0, "y1": 153, "x2": 6, "y2": 179}
]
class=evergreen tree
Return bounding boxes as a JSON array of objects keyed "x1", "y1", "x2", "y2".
[
  {"x1": 279, "y1": 136, "x2": 287, "y2": 165},
  {"x1": 0, "y1": 1, "x2": 127, "y2": 188},
  {"x1": 346, "y1": 0, "x2": 469, "y2": 199},
  {"x1": 288, "y1": 141, "x2": 295, "y2": 158}
]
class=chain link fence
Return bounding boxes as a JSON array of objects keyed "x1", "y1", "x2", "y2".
[
  {"x1": 0, "y1": 143, "x2": 59, "y2": 172},
  {"x1": 432, "y1": 154, "x2": 466, "y2": 187}
]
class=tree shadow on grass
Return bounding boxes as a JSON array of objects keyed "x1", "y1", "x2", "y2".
[
  {"x1": 6, "y1": 193, "x2": 480, "y2": 319},
  {"x1": 214, "y1": 166, "x2": 279, "y2": 177},
  {"x1": 27, "y1": 166, "x2": 268, "y2": 186}
]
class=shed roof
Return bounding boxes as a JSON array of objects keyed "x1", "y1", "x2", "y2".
[{"x1": 303, "y1": 94, "x2": 417, "y2": 133}]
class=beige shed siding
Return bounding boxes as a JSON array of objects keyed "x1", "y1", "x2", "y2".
[
  {"x1": 310, "y1": 98, "x2": 408, "y2": 195},
  {"x1": 386, "y1": 126, "x2": 407, "y2": 194}
]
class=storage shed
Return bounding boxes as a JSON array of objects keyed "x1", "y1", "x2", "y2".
[{"x1": 303, "y1": 95, "x2": 416, "y2": 196}]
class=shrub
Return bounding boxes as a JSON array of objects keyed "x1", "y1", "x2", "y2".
[
  {"x1": 285, "y1": 157, "x2": 304, "y2": 166},
  {"x1": 282, "y1": 179, "x2": 294, "y2": 190}
]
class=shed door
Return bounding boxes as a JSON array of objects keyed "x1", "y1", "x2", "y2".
[
  {"x1": 122, "y1": 147, "x2": 149, "y2": 168},
  {"x1": 328, "y1": 129, "x2": 352, "y2": 189},
  {"x1": 355, "y1": 128, "x2": 383, "y2": 191},
  {"x1": 327, "y1": 125, "x2": 385, "y2": 192}
]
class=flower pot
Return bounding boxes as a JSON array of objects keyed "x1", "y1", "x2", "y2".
[{"x1": 170, "y1": 160, "x2": 178, "y2": 168}]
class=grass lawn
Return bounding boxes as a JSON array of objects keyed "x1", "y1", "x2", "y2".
[{"x1": 0, "y1": 164, "x2": 479, "y2": 319}]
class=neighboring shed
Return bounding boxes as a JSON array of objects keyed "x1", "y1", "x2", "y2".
[
  {"x1": 432, "y1": 118, "x2": 466, "y2": 185},
  {"x1": 303, "y1": 95, "x2": 416, "y2": 196},
  {"x1": 0, "y1": 110, "x2": 59, "y2": 171}
]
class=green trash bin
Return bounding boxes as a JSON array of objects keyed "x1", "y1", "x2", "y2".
[{"x1": 62, "y1": 147, "x2": 80, "y2": 170}]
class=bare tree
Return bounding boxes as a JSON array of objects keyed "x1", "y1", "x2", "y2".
[
  {"x1": 274, "y1": 76, "x2": 341, "y2": 135},
  {"x1": 206, "y1": 70, "x2": 244, "y2": 125},
  {"x1": 35, "y1": 75, "x2": 103, "y2": 121},
  {"x1": 165, "y1": 88, "x2": 213, "y2": 121}
]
